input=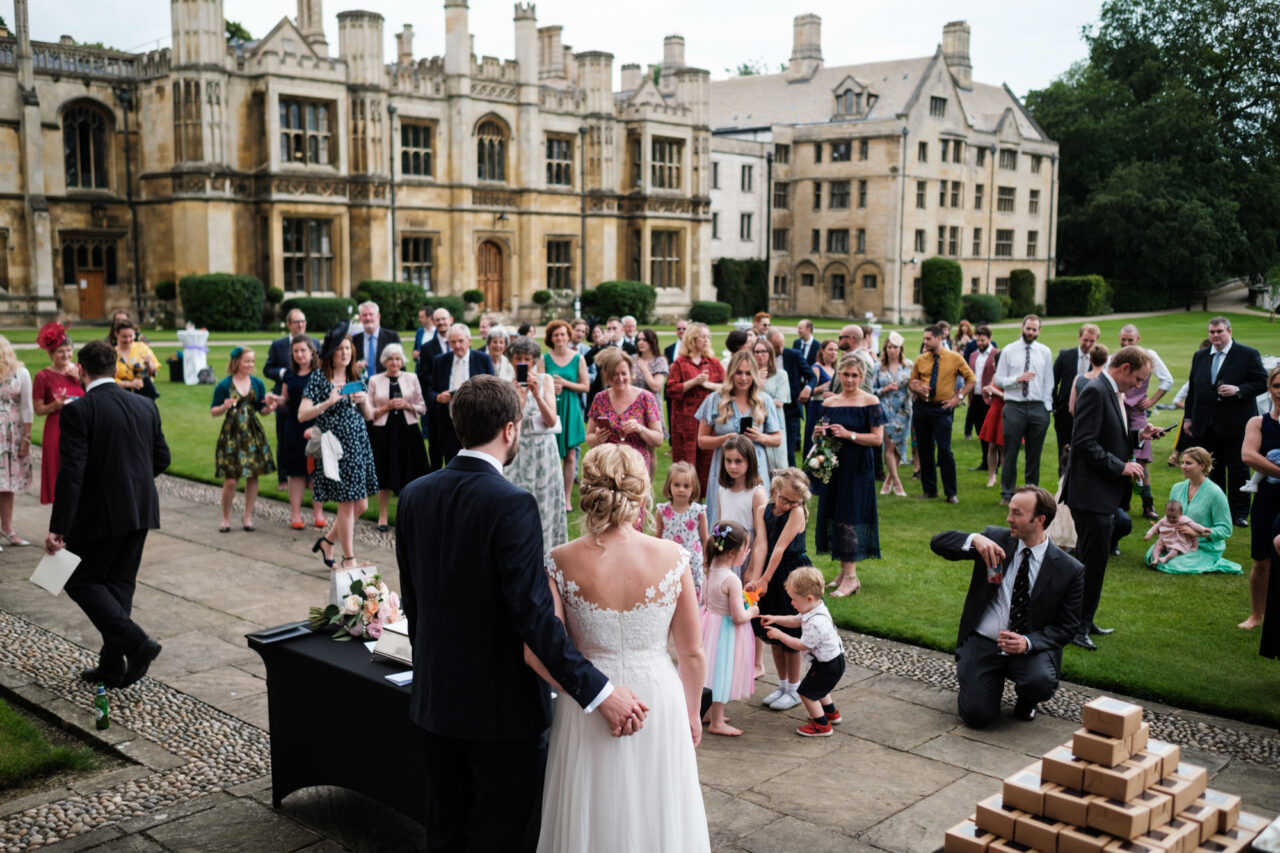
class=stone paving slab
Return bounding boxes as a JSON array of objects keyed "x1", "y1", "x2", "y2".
[{"x1": 2, "y1": 472, "x2": 1280, "y2": 852}]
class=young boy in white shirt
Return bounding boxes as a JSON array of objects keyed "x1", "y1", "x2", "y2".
[{"x1": 761, "y1": 566, "x2": 845, "y2": 736}]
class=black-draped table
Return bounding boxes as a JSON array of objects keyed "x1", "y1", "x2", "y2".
[{"x1": 246, "y1": 622, "x2": 424, "y2": 824}]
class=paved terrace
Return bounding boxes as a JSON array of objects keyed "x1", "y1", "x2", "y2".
[{"x1": 0, "y1": 470, "x2": 1278, "y2": 852}]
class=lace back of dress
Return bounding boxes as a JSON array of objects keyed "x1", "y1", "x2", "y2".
[{"x1": 544, "y1": 550, "x2": 688, "y2": 684}]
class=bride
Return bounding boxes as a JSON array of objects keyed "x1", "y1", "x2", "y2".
[{"x1": 525, "y1": 443, "x2": 710, "y2": 851}]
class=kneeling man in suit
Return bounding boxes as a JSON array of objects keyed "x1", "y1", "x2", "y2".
[{"x1": 930, "y1": 486, "x2": 1083, "y2": 727}]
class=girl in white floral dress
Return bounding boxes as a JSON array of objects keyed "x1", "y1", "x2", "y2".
[{"x1": 656, "y1": 461, "x2": 708, "y2": 599}]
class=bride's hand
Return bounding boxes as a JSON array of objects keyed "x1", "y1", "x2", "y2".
[{"x1": 689, "y1": 713, "x2": 702, "y2": 748}]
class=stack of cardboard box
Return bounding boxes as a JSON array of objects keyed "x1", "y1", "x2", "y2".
[{"x1": 944, "y1": 697, "x2": 1273, "y2": 852}]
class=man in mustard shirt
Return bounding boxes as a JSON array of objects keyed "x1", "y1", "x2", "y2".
[{"x1": 909, "y1": 325, "x2": 976, "y2": 503}]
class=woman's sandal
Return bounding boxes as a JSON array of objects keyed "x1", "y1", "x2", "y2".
[
  {"x1": 312, "y1": 535, "x2": 336, "y2": 568},
  {"x1": 831, "y1": 576, "x2": 861, "y2": 598},
  {"x1": 1, "y1": 531, "x2": 29, "y2": 546}
]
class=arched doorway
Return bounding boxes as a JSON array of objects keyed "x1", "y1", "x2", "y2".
[{"x1": 476, "y1": 240, "x2": 504, "y2": 309}]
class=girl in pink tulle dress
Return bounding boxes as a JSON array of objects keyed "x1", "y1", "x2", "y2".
[{"x1": 699, "y1": 520, "x2": 758, "y2": 737}]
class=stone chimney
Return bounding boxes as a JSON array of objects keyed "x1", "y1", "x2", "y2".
[
  {"x1": 659, "y1": 34, "x2": 684, "y2": 93},
  {"x1": 337, "y1": 10, "x2": 383, "y2": 85},
  {"x1": 538, "y1": 25, "x2": 563, "y2": 79},
  {"x1": 170, "y1": 0, "x2": 226, "y2": 68},
  {"x1": 395, "y1": 24, "x2": 413, "y2": 65},
  {"x1": 787, "y1": 13, "x2": 822, "y2": 81},
  {"x1": 514, "y1": 4, "x2": 538, "y2": 86},
  {"x1": 942, "y1": 21, "x2": 972, "y2": 88},
  {"x1": 620, "y1": 63, "x2": 641, "y2": 91},
  {"x1": 444, "y1": 0, "x2": 469, "y2": 76},
  {"x1": 297, "y1": 0, "x2": 328, "y2": 57}
]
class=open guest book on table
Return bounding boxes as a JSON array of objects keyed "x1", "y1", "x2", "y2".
[{"x1": 372, "y1": 618, "x2": 411, "y2": 667}]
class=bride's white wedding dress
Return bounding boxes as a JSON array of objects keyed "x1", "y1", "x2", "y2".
[{"x1": 537, "y1": 550, "x2": 710, "y2": 852}]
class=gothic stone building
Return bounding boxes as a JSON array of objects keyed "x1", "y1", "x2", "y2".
[
  {"x1": 710, "y1": 17, "x2": 1059, "y2": 322},
  {"x1": 0, "y1": 0, "x2": 714, "y2": 323}
]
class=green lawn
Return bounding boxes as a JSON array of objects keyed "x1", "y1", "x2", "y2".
[
  {"x1": 0, "y1": 699, "x2": 96, "y2": 790},
  {"x1": 21, "y1": 309, "x2": 1280, "y2": 726}
]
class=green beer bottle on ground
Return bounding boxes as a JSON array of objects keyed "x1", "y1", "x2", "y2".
[{"x1": 94, "y1": 683, "x2": 109, "y2": 731}]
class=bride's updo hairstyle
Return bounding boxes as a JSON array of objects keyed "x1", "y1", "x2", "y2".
[{"x1": 578, "y1": 444, "x2": 653, "y2": 539}]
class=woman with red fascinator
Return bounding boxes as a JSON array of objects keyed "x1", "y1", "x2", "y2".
[{"x1": 32, "y1": 322, "x2": 84, "y2": 507}]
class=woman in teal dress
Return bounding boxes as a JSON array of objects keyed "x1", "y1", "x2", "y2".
[
  {"x1": 1145, "y1": 446, "x2": 1241, "y2": 574},
  {"x1": 543, "y1": 320, "x2": 588, "y2": 512},
  {"x1": 210, "y1": 347, "x2": 278, "y2": 532}
]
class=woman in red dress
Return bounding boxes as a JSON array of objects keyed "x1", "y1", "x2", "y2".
[
  {"x1": 32, "y1": 322, "x2": 84, "y2": 504},
  {"x1": 666, "y1": 322, "x2": 724, "y2": 494}
]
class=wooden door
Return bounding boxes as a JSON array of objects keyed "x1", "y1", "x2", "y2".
[
  {"x1": 476, "y1": 241, "x2": 504, "y2": 309},
  {"x1": 79, "y1": 271, "x2": 105, "y2": 320}
]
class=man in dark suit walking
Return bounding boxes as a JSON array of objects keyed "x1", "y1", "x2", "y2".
[
  {"x1": 397, "y1": 375, "x2": 647, "y2": 851},
  {"x1": 264, "y1": 308, "x2": 315, "y2": 489},
  {"x1": 930, "y1": 487, "x2": 1083, "y2": 727},
  {"x1": 45, "y1": 340, "x2": 170, "y2": 689},
  {"x1": 427, "y1": 323, "x2": 495, "y2": 467},
  {"x1": 767, "y1": 329, "x2": 815, "y2": 465},
  {"x1": 793, "y1": 319, "x2": 819, "y2": 365},
  {"x1": 965, "y1": 326, "x2": 999, "y2": 472},
  {"x1": 350, "y1": 301, "x2": 400, "y2": 377},
  {"x1": 1183, "y1": 316, "x2": 1268, "y2": 525},
  {"x1": 1052, "y1": 323, "x2": 1099, "y2": 476},
  {"x1": 1063, "y1": 345, "x2": 1166, "y2": 650}
]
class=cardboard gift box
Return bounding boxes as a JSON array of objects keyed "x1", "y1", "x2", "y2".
[
  {"x1": 1088, "y1": 797, "x2": 1151, "y2": 840},
  {"x1": 1125, "y1": 722, "x2": 1150, "y2": 756},
  {"x1": 1176, "y1": 802, "x2": 1217, "y2": 845},
  {"x1": 1074, "y1": 729, "x2": 1134, "y2": 768},
  {"x1": 1016, "y1": 812, "x2": 1069, "y2": 852},
  {"x1": 1135, "y1": 818, "x2": 1197, "y2": 852},
  {"x1": 977, "y1": 793, "x2": 1027, "y2": 840},
  {"x1": 945, "y1": 818, "x2": 998, "y2": 853},
  {"x1": 1232, "y1": 810, "x2": 1269, "y2": 838},
  {"x1": 1044, "y1": 744, "x2": 1092, "y2": 790},
  {"x1": 1133, "y1": 791, "x2": 1172, "y2": 833},
  {"x1": 1060, "y1": 825, "x2": 1115, "y2": 853},
  {"x1": 1144, "y1": 739, "x2": 1182, "y2": 777},
  {"x1": 1150, "y1": 775, "x2": 1196, "y2": 816},
  {"x1": 1045, "y1": 786, "x2": 1095, "y2": 827},
  {"x1": 1126, "y1": 752, "x2": 1163, "y2": 789},
  {"x1": 1195, "y1": 790, "x2": 1241, "y2": 835},
  {"x1": 1084, "y1": 761, "x2": 1147, "y2": 802},
  {"x1": 988, "y1": 840, "x2": 1034, "y2": 853},
  {"x1": 1003, "y1": 764, "x2": 1054, "y2": 816},
  {"x1": 1083, "y1": 697, "x2": 1144, "y2": 739},
  {"x1": 1103, "y1": 840, "x2": 1159, "y2": 853},
  {"x1": 1172, "y1": 764, "x2": 1208, "y2": 804},
  {"x1": 1196, "y1": 835, "x2": 1249, "y2": 853}
]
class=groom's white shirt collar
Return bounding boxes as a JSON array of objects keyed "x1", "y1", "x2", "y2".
[
  {"x1": 87, "y1": 377, "x2": 116, "y2": 392},
  {"x1": 457, "y1": 448, "x2": 503, "y2": 473}
]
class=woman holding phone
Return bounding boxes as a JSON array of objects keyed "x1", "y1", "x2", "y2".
[
  {"x1": 503, "y1": 336, "x2": 567, "y2": 551},
  {"x1": 585, "y1": 348, "x2": 664, "y2": 476},
  {"x1": 299, "y1": 323, "x2": 377, "y2": 569},
  {"x1": 696, "y1": 349, "x2": 782, "y2": 526}
]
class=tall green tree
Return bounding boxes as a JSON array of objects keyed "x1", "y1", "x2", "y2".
[
  {"x1": 1025, "y1": 0, "x2": 1280, "y2": 305},
  {"x1": 225, "y1": 20, "x2": 252, "y2": 43}
]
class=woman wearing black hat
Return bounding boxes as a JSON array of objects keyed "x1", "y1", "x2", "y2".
[{"x1": 298, "y1": 323, "x2": 378, "y2": 568}]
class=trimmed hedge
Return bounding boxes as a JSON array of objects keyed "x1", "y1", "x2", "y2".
[
  {"x1": 154, "y1": 280, "x2": 176, "y2": 300},
  {"x1": 178, "y1": 274, "x2": 265, "y2": 331},
  {"x1": 1109, "y1": 279, "x2": 1177, "y2": 312},
  {"x1": 920, "y1": 257, "x2": 962, "y2": 324},
  {"x1": 1046, "y1": 275, "x2": 1110, "y2": 316},
  {"x1": 689, "y1": 301, "x2": 732, "y2": 325},
  {"x1": 712, "y1": 258, "x2": 767, "y2": 315},
  {"x1": 355, "y1": 280, "x2": 426, "y2": 331},
  {"x1": 580, "y1": 288, "x2": 599, "y2": 312},
  {"x1": 280, "y1": 296, "x2": 357, "y2": 332},
  {"x1": 1009, "y1": 269, "x2": 1036, "y2": 317},
  {"x1": 595, "y1": 281, "x2": 657, "y2": 323},
  {"x1": 422, "y1": 294, "x2": 466, "y2": 321},
  {"x1": 961, "y1": 293, "x2": 1004, "y2": 324}
]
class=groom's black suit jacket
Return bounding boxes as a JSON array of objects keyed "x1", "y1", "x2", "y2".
[
  {"x1": 930, "y1": 526, "x2": 1082, "y2": 668},
  {"x1": 396, "y1": 454, "x2": 608, "y2": 740}
]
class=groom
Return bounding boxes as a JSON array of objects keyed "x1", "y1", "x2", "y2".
[{"x1": 397, "y1": 374, "x2": 649, "y2": 851}]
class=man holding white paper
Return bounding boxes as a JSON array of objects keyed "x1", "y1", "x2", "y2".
[{"x1": 45, "y1": 340, "x2": 170, "y2": 689}]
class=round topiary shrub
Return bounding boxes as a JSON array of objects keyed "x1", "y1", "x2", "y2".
[
  {"x1": 689, "y1": 301, "x2": 732, "y2": 325},
  {"x1": 153, "y1": 280, "x2": 177, "y2": 301},
  {"x1": 462, "y1": 289, "x2": 485, "y2": 305},
  {"x1": 594, "y1": 281, "x2": 657, "y2": 323},
  {"x1": 919, "y1": 258, "x2": 962, "y2": 324},
  {"x1": 266, "y1": 286, "x2": 285, "y2": 305},
  {"x1": 532, "y1": 289, "x2": 554, "y2": 305},
  {"x1": 279, "y1": 296, "x2": 358, "y2": 332},
  {"x1": 961, "y1": 293, "x2": 1004, "y2": 324}
]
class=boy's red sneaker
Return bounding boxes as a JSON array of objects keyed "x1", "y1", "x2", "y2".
[
  {"x1": 826, "y1": 709, "x2": 842, "y2": 725},
  {"x1": 796, "y1": 720, "x2": 833, "y2": 737}
]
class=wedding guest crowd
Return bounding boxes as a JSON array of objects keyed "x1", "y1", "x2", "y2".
[{"x1": 0, "y1": 336, "x2": 34, "y2": 547}]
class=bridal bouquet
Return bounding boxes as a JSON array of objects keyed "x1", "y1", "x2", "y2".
[
  {"x1": 805, "y1": 417, "x2": 841, "y2": 484},
  {"x1": 308, "y1": 573, "x2": 401, "y2": 641}
]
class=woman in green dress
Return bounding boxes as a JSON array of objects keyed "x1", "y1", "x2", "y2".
[
  {"x1": 211, "y1": 347, "x2": 278, "y2": 532},
  {"x1": 543, "y1": 320, "x2": 587, "y2": 512},
  {"x1": 1145, "y1": 446, "x2": 1241, "y2": 574}
]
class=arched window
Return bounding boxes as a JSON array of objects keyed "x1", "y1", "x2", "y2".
[
  {"x1": 477, "y1": 120, "x2": 506, "y2": 182},
  {"x1": 63, "y1": 104, "x2": 109, "y2": 189}
]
